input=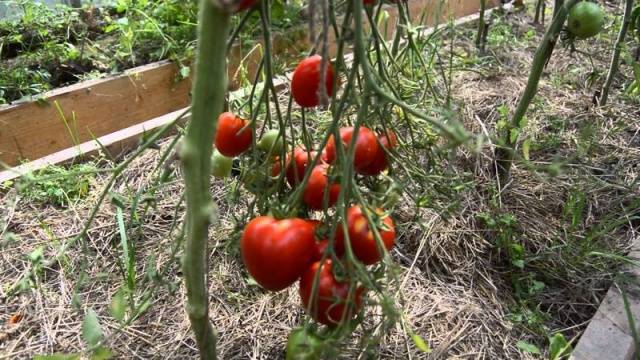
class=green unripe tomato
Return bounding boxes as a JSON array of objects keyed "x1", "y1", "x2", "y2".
[
  {"x1": 567, "y1": 2, "x2": 605, "y2": 39},
  {"x1": 211, "y1": 150, "x2": 233, "y2": 178},
  {"x1": 285, "y1": 328, "x2": 321, "y2": 360},
  {"x1": 257, "y1": 129, "x2": 284, "y2": 153}
]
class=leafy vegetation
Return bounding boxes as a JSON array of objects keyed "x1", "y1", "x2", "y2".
[
  {"x1": 5, "y1": 162, "x2": 98, "y2": 206},
  {"x1": 0, "y1": 0, "x2": 305, "y2": 104}
]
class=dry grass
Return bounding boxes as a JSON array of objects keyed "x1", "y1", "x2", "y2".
[{"x1": 1, "y1": 5, "x2": 639, "y2": 359}]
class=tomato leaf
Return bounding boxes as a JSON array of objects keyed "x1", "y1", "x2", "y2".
[
  {"x1": 82, "y1": 309, "x2": 104, "y2": 348},
  {"x1": 411, "y1": 333, "x2": 431, "y2": 353},
  {"x1": 516, "y1": 340, "x2": 541, "y2": 354}
]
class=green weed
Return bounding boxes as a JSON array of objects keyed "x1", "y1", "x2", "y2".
[{"x1": 14, "y1": 163, "x2": 98, "y2": 207}]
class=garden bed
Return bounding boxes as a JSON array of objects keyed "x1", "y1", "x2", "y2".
[
  {"x1": 0, "y1": 0, "x2": 499, "y2": 173},
  {"x1": 1, "y1": 2, "x2": 639, "y2": 359}
]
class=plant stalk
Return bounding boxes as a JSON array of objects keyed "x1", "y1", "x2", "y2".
[
  {"x1": 181, "y1": 0, "x2": 231, "y2": 358},
  {"x1": 496, "y1": 0, "x2": 578, "y2": 181},
  {"x1": 599, "y1": 0, "x2": 636, "y2": 106},
  {"x1": 476, "y1": 0, "x2": 487, "y2": 51},
  {"x1": 553, "y1": 0, "x2": 564, "y2": 19}
]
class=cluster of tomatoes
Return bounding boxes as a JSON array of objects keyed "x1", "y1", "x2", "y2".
[
  {"x1": 210, "y1": 54, "x2": 400, "y2": 326},
  {"x1": 240, "y1": 205, "x2": 396, "y2": 326}
]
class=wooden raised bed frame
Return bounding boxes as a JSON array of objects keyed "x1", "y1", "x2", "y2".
[{"x1": 0, "y1": 0, "x2": 500, "y2": 182}]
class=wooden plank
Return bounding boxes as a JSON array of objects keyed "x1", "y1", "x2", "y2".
[
  {"x1": 0, "y1": 77, "x2": 289, "y2": 183},
  {"x1": 0, "y1": 108, "x2": 190, "y2": 183},
  {"x1": 0, "y1": 61, "x2": 192, "y2": 167}
]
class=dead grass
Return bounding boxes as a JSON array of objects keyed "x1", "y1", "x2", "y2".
[{"x1": 1, "y1": 5, "x2": 639, "y2": 359}]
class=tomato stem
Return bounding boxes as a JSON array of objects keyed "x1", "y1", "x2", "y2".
[
  {"x1": 496, "y1": 0, "x2": 579, "y2": 182},
  {"x1": 181, "y1": 0, "x2": 231, "y2": 358},
  {"x1": 598, "y1": 0, "x2": 636, "y2": 106},
  {"x1": 350, "y1": 0, "x2": 465, "y2": 143}
]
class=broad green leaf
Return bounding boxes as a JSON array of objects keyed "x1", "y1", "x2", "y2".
[
  {"x1": 82, "y1": 309, "x2": 103, "y2": 348},
  {"x1": 411, "y1": 333, "x2": 432, "y2": 353},
  {"x1": 549, "y1": 333, "x2": 572, "y2": 360},
  {"x1": 516, "y1": 340, "x2": 541, "y2": 354},
  {"x1": 512, "y1": 259, "x2": 525, "y2": 269}
]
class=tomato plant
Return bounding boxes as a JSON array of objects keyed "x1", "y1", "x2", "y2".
[
  {"x1": 322, "y1": 127, "x2": 379, "y2": 174},
  {"x1": 567, "y1": 1, "x2": 605, "y2": 39},
  {"x1": 299, "y1": 260, "x2": 362, "y2": 326},
  {"x1": 291, "y1": 55, "x2": 335, "y2": 108},
  {"x1": 214, "y1": 112, "x2": 253, "y2": 157},
  {"x1": 241, "y1": 217, "x2": 316, "y2": 291},
  {"x1": 303, "y1": 164, "x2": 341, "y2": 210}
]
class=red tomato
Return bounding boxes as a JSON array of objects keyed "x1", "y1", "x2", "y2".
[
  {"x1": 241, "y1": 217, "x2": 316, "y2": 291},
  {"x1": 291, "y1": 55, "x2": 335, "y2": 108},
  {"x1": 286, "y1": 147, "x2": 317, "y2": 185},
  {"x1": 339, "y1": 206, "x2": 395, "y2": 265},
  {"x1": 323, "y1": 127, "x2": 379, "y2": 173},
  {"x1": 363, "y1": 0, "x2": 375, "y2": 4},
  {"x1": 359, "y1": 130, "x2": 398, "y2": 176},
  {"x1": 303, "y1": 164, "x2": 341, "y2": 210},
  {"x1": 236, "y1": 0, "x2": 259, "y2": 11},
  {"x1": 299, "y1": 260, "x2": 362, "y2": 326},
  {"x1": 214, "y1": 112, "x2": 252, "y2": 157}
]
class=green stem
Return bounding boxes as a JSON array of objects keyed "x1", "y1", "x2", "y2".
[
  {"x1": 181, "y1": 0, "x2": 231, "y2": 358},
  {"x1": 553, "y1": 0, "x2": 564, "y2": 19},
  {"x1": 476, "y1": 0, "x2": 487, "y2": 50},
  {"x1": 496, "y1": 0, "x2": 578, "y2": 181},
  {"x1": 599, "y1": 0, "x2": 636, "y2": 106},
  {"x1": 351, "y1": 0, "x2": 464, "y2": 143}
]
